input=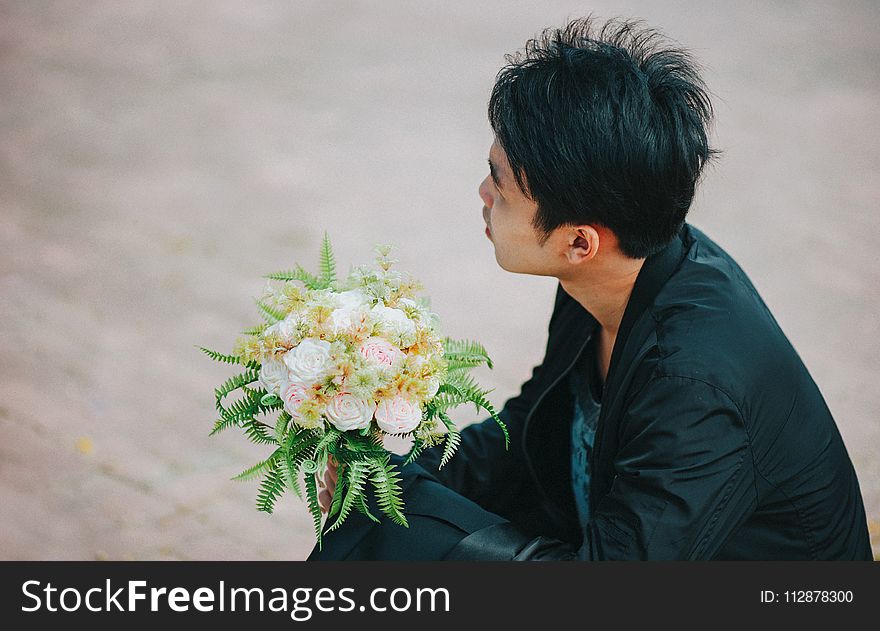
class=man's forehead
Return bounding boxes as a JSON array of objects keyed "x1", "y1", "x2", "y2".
[{"x1": 488, "y1": 141, "x2": 508, "y2": 168}]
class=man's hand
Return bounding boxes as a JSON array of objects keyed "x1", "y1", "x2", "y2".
[{"x1": 318, "y1": 455, "x2": 338, "y2": 513}]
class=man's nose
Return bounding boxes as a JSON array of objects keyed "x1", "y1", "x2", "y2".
[{"x1": 478, "y1": 175, "x2": 493, "y2": 209}]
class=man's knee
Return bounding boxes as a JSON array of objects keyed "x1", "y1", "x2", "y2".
[{"x1": 307, "y1": 461, "x2": 505, "y2": 560}]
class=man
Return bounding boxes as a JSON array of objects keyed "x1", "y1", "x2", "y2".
[{"x1": 307, "y1": 16, "x2": 873, "y2": 560}]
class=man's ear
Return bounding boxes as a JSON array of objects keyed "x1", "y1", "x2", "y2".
[{"x1": 564, "y1": 225, "x2": 600, "y2": 264}]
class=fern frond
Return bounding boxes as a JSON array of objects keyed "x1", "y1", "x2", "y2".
[
  {"x1": 233, "y1": 449, "x2": 282, "y2": 481},
  {"x1": 442, "y1": 338, "x2": 493, "y2": 369},
  {"x1": 214, "y1": 368, "x2": 260, "y2": 407},
  {"x1": 369, "y1": 456, "x2": 408, "y2": 527},
  {"x1": 286, "y1": 426, "x2": 321, "y2": 456},
  {"x1": 282, "y1": 427, "x2": 320, "y2": 499},
  {"x1": 443, "y1": 356, "x2": 489, "y2": 372},
  {"x1": 326, "y1": 459, "x2": 370, "y2": 532},
  {"x1": 255, "y1": 299, "x2": 287, "y2": 324},
  {"x1": 319, "y1": 231, "x2": 337, "y2": 289},
  {"x1": 337, "y1": 433, "x2": 387, "y2": 462},
  {"x1": 210, "y1": 416, "x2": 237, "y2": 436},
  {"x1": 304, "y1": 465, "x2": 323, "y2": 549},
  {"x1": 403, "y1": 438, "x2": 428, "y2": 465},
  {"x1": 242, "y1": 420, "x2": 278, "y2": 445},
  {"x1": 198, "y1": 346, "x2": 259, "y2": 369},
  {"x1": 437, "y1": 411, "x2": 461, "y2": 468},
  {"x1": 281, "y1": 450, "x2": 304, "y2": 500},
  {"x1": 432, "y1": 380, "x2": 509, "y2": 449},
  {"x1": 242, "y1": 323, "x2": 267, "y2": 336},
  {"x1": 274, "y1": 411, "x2": 291, "y2": 443},
  {"x1": 256, "y1": 460, "x2": 286, "y2": 513},
  {"x1": 355, "y1": 490, "x2": 381, "y2": 523},
  {"x1": 326, "y1": 466, "x2": 348, "y2": 521},
  {"x1": 217, "y1": 395, "x2": 260, "y2": 424},
  {"x1": 315, "y1": 427, "x2": 342, "y2": 454},
  {"x1": 265, "y1": 265, "x2": 322, "y2": 290}
]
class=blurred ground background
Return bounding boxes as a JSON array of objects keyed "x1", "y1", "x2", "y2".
[{"x1": 1, "y1": 0, "x2": 877, "y2": 560}]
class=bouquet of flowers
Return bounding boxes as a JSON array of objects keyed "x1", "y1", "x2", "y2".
[{"x1": 201, "y1": 234, "x2": 507, "y2": 549}]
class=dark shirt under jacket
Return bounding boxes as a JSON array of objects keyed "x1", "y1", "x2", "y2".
[
  {"x1": 415, "y1": 222, "x2": 873, "y2": 560},
  {"x1": 569, "y1": 335, "x2": 601, "y2": 527}
]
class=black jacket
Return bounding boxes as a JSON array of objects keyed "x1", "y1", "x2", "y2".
[{"x1": 415, "y1": 222, "x2": 873, "y2": 560}]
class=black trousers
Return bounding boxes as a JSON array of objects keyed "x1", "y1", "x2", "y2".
[{"x1": 306, "y1": 454, "x2": 508, "y2": 561}]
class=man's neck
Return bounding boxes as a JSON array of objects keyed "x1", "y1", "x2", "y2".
[{"x1": 558, "y1": 257, "x2": 645, "y2": 338}]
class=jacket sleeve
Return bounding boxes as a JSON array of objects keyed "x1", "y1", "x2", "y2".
[
  {"x1": 411, "y1": 283, "x2": 571, "y2": 517},
  {"x1": 445, "y1": 375, "x2": 758, "y2": 560}
]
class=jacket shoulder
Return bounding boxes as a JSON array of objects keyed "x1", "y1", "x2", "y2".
[{"x1": 647, "y1": 225, "x2": 805, "y2": 410}]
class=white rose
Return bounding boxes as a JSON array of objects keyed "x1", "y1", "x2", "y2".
[
  {"x1": 258, "y1": 357, "x2": 289, "y2": 395},
  {"x1": 263, "y1": 313, "x2": 299, "y2": 343},
  {"x1": 374, "y1": 395, "x2": 422, "y2": 434},
  {"x1": 277, "y1": 312, "x2": 299, "y2": 341},
  {"x1": 283, "y1": 337, "x2": 333, "y2": 385},
  {"x1": 426, "y1": 376, "x2": 441, "y2": 398},
  {"x1": 328, "y1": 308, "x2": 353, "y2": 334},
  {"x1": 359, "y1": 336, "x2": 405, "y2": 369},
  {"x1": 371, "y1": 303, "x2": 417, "y2": 340},
  {"x1": 324, "y1": 392, "x2": 376, "y2": 431},
  {"x1": 327, "y1": 289, "x2": 370, "y2": 335},
  {"x1": 334, "y1": 288, "x2": 370, "y2": 311},
  {"x1": 282, "y1": 381, "x2": 310, "y2": 419}
]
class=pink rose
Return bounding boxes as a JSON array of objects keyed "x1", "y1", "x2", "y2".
[
  {"x1": 359, "y1": 336, "x2": 405, "y2": 369},
  {"x1": 374, "y1": 396, "x2": 422, "y2": 434},
  {"x1": 282, "y1": 381, "x2": 310, "y2": 420}
]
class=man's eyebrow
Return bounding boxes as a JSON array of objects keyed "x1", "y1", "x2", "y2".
[{"x1": 487, "y1": 158, "x2": 505, "y2": 190}]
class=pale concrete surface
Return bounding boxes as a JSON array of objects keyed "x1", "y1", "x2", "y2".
[{"x1": 1, "y1": 0, "x2": 877, "y2": 560}]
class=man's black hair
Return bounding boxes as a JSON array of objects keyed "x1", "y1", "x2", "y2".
[{"x1": 488, "y1": 15, "x2": 721, "y2": 259}]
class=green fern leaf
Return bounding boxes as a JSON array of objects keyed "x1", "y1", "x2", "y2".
[
  {"x1": 281, "y1": 451, "x2": 303, "y2": 500},
  {"x1": 242, "y1": 420, "x2": 278, "y2": 445},
  {"x1": 355, "y1": 492, "x2": 381, "y2": 524},
  {"x1": 217, "y1": 395, "x2": 261, "y2": 424},
  {"x1": 264, "y1": 265, "x2": 322, "y2": 290},
  {"x1": 197, "y1": 346, "x2": 260, "y2": 369},
  {"x1": 255, "y1": 299, "x2": 287, "y2": 324},
  {"x1": 210, "y1": 416, "x2": 237, "y2": 436},
  {"x1": 326, "y1": 466, "x2": 348, "y2": 521},
  {"x1": 315, "y1": 427, "x2": 342, "y2": 454},
  {"x1": 326, "y1": 459, "x2": 370, "y2": 532},
  {"x1": 304, "y1": 464, "x2": 324, "y2": 549},
  {"x1": 256, "y1": 460, "x2": 286, "y2": 513},
  {"x1": 369, "y1": 456, "x2": 408, "y2": 527},
  {"x1": 282, "y1": 427, "x2": 320, "y2": 498},
  {"x1": 319, "y1": 231, "x2": 337, "y2": 289},
  {"x1": 442, "y1": 338, "x2": 494, "y2": 369},
  {"x1": 286, "y1": 427, "x2": 320, "y2": 456},
  {"x1": 214, "y1": 368, "x2": 260, "y2": 408},
  {"x1": 403, "y1": 438, "x2": 428, "y2": 465},
  {"x1": 274, "y1": 411, "x2": 291, "y2": 443},
  {"x1": 437, "y1": 411, "x2": 461, "y2": 468},
  {"x1": 233, "y1": 449, "x2": 282, "y2": 481},
  {"x1": 443, "y1": 356, "x2": 488, "y2": 372},
  {"x1": 242, "y1": 323, "x2": 267, "y2": 336}
]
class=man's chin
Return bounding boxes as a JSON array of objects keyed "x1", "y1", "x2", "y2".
[{"x1": 493, "y1": 253, "x2": 526, "y2": 275}]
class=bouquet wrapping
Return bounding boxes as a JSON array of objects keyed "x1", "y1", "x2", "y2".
[{"x1": 201, "y1": 234, "x2": 507, "y2": 548}]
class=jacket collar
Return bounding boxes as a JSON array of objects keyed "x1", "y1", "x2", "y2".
[{"x1": 601, "y1": 222, "x2": 688, "y2": 399}]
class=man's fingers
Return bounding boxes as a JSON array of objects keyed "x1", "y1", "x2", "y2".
[{"x1": 318, "y1": 489, "x2": 331, "y2": 513}]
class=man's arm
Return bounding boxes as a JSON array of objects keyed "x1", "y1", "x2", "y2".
[
  {"x1": 446, "y1": 375, "x2": 758, "y2": 560},
  {"x1": 411, "y1": 283, "x2": 572, "y2": 517}
]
